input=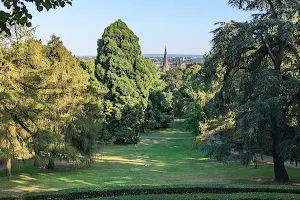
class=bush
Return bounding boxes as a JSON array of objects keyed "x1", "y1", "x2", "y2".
[{"x1": 4, "y1": 186, "x2": 300, "y2": 200}]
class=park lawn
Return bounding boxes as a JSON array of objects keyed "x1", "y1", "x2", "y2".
[
  {"x1": 1, "y1": 123, "x2": 300, "y2": 198},
  {"x1": 141, "y1": 119, "x2": 191, "y2": 137}
]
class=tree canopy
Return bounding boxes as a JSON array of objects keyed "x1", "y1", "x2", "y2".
[
  {"x1": 95, "y1": 19, "x2": 157, "y2": 143},
  {"x1": 0, "y1": 26, "x2": 102, "y2": 175},
  {"x1": 201, "y1": 0, "x2": 300, "y2": 182}
]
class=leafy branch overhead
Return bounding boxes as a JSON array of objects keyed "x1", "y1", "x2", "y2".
[{"x1": 0, "y1": 0, "x2": 72, "y2": 36}]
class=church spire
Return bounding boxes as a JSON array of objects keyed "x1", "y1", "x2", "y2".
[{"x1": 162, "y1": 46, "x2": 169, "y2": 72}]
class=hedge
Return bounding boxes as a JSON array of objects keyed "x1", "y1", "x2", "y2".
[{"x1": 2, "y1": 186, "x2": 300, "y2": 200}]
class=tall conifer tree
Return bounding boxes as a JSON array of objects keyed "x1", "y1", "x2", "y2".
[
  {"x1": 95, "y1": 20, "x2": 155, "y2": 143},
  {"x1": 202, "y1": 0, "x2": 300, "y2": 182}
]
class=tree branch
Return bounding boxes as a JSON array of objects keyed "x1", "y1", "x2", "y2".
[
  {"x1": 5, "y1": 106, "x2": 34, "y2": 135},
  {"x1": 16, "y1": 105, "x2": 38, "y2": 127},
  {"x1": 264, "y1": 42, "x2": 278, "y2": 67}
]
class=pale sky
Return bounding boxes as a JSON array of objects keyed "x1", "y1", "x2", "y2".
[{"x1": 28, "y1": 0, "x2": 253, "y2": 56}]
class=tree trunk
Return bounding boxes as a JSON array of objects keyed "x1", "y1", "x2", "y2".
[
  {"x1": 270, "y1": 118, "x2": 289, "y2": 183},
  {"x1": 47, "y1": 159, "x2": 54, "y2": 170},
  {"x1": 6, "y1": 158, "x2": 11, "y2": 177},
  {"x1": 273, "y1": 151, "x2": 289, "y2": 183}
]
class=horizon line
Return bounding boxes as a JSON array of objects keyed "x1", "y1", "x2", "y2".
[{"x1": 77, "y1": 54, "x2": 204, "y2": 57}]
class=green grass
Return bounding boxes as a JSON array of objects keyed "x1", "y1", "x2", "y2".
[
  {"x1": 141, "y1": 119, "x2": 190, "y2": 137},
  {"x1": 1, "y1": 121, "x2": 300, "y2": 199}
]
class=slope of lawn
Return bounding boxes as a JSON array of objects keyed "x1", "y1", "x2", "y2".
[{"x1": 1, "y1": 121, "x2": 300, "y2": 199}]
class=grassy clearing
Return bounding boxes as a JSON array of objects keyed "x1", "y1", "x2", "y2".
[
  {"x1": 142, "y1": 120, "x2": 189, "y2": 137},
  {"x1": 1, "y1": 121, "x2": 300, "y2": 198}
]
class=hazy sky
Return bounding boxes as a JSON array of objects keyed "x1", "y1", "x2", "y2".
[{"x1": 28, "y1": 0, "x2": 253, "y2": 56}]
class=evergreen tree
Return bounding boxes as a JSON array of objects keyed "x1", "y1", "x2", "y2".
[
  {"x1": 202, "y1": 0, "x2": 300, "y2": 182},
  {"x1": 0, "y1": 28, "x2": 45, "y2": 176},
  {"x1": 95, "y1": 19, "x2": 155, "y2": 143},
  {"x1": 0, "y1": 29, "x2": 99, "y2": 173},
  {"x1": 33, "y1": 35, "x2": 91, "y2": 168}
]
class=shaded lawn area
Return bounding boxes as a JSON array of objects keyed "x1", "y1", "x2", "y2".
[
  {"x1": 141, "y1": 119, "x2": 190, "y2": 137},
  {"x1": 1, "y1": 124, "x2": 300, "y2": 198}
]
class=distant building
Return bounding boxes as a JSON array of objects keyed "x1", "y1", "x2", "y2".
[{"x1": 162, "y1": 46, "x2": 170, "y2": 72}]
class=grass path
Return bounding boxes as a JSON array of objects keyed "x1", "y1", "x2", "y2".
[{"x1": 1, "y1": 121, "x2": 300, "y2": 198}]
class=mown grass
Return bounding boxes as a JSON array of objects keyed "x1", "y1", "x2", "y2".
[
  {"x1": 1, "y1": 121, "x2": 300, "y2": 199},
  {"x1": 141, "y1": 119, "x2": 189, "y2": 137}
]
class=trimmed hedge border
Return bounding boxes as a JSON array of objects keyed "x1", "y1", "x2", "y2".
[{"x1": 2, "y1": 187, "x2": 300, "y2": 200}]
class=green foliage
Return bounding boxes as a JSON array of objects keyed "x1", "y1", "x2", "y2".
[
  {"x1": 0, "y1": 33, "x2": 48, "y2": 165},
  {"x1": 87, "y1": 193, "x2": 300, "y2": 200},
  {"x1": 29, "y1": 35, "x2": 92, "y2": 164},
  {"x1": 184, "y1": 99, "x2": 206, "y2": 136},
  {"x1": 64, "y1": 102, "x2": 105, "y2": 163},
  {"x1": 145, "y1": 91, "x2": 173, "y2": 129},
  {"x1": 202, "y1": 0, "x2": 300, "y2": 182},
  {"x1": 0, "y1": 26, "x2": 103, "y2": 173},
  {"x1": 80, "y1": 60, "x2": 94, "y2": 75},
  {"x1": 162, "y1": 67, "x2": 185, "y2": 118},
  {"x1": 163, "y1": 67, "x2": 183, "y2": 93},
  {"x1": 95, "y1": 19, "x2": 156, "y2": 143},
  {"x1": 0, "y1": 0, "x2": 72, "y2": 36},
  {"x1": 80, "y1": 59, "x2": 106, "y2": 94},
  {"x1": 159, "y1": 64, "x2": 208, "y2": 133},
  {"x1": 174, "y1": 64, "x2": 204, "y2": 118},
  {"x1": 7, "y1": 186, "x2": 300, "y2": 200}
]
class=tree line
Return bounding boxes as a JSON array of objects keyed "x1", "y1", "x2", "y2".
[
  {"x1": 1, "y1": 0, "x2": 300, "y2": 184},
  {"x1": 0, "y1": 19, "x2": 199, "y2": 177}
]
